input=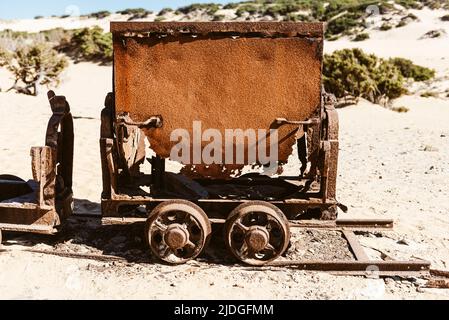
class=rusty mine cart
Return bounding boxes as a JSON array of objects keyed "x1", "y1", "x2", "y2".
[
  {"x1": 1, "y1": 22, "x2": 432, "y2": 276},
  {"x1": 99, "y1": 22, "x2": 341, "y2": 266}
]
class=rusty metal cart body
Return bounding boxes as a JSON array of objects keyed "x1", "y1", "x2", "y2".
[
  {"x1": 0, "y1": 91, "x2": 74, "y2": 242},
  {"x1": 100, "y1": 22, "x2": 341, "y2": 265}
]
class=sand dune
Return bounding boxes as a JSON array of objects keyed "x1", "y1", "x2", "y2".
[{"x1": 0, "y1": 11, "x2": 448, "y2": 299}]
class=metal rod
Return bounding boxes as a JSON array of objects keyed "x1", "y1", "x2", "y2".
[{"x1": 342, "y1": 230, "x2": 370, "y2": 262}]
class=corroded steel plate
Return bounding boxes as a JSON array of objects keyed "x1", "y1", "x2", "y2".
[{"x1": 112, "y1": 22, "x2": 324, "y2": 176}]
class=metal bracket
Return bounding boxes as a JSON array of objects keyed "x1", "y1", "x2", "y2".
[
  {"x1": 275, "y1": 118, "x2": 320, "y2": 126},
  {"x1": 117, "y1": 113, "x2": 163, "y2": 129}
]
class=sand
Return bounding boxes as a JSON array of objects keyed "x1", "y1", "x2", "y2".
[{"x1": 0, "y1": 9, "x2": 449, "y2": 299}]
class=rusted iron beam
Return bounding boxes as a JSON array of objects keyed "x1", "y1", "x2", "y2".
[
  {"x1": 342, "y1": 230, "x2": 370, "y2": 262},
  {"x1": 267, "y1": 260, "x2": 431, "y2": 277},
  {"x1": 0, "y1": 223, "x2": 55, "y2": 234},
  {"x1": 289, "y1": 219, "x2": 394, "y2": 230},
  {"x1": 336, "y1": 219, "x2": 394, "y2": 229},
  {"x1": 111, "y1": 22, "x2": 325, "y2": 37}
]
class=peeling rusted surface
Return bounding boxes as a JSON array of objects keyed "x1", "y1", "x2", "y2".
[
  {"x1": 103, "y1": 22, "x2": 341, "y2": 223},
  {"x1": 113, "y1": 22, "x2": 323, "y2": 173}
]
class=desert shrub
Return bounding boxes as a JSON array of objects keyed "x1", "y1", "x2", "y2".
[
  {"x1": 353, "y1": 32, "x2": 370, "y2": 41},
  {"x1": 406, "y1": 13, "x2": 418, "y2": 20},
  {"x1": 396, "y1": 20, "x2": 407, "y2": 27},
  {"x1": 395, "y1": 0, "x2": 424, "y2": 9},
  {"x1": 213, "y1": 14, "x2": 226, "y2": 21},
  {"x1": 154, "y1": 16, "x2": 166, "y2": 22},
  {"x1": 4, "y1": 43, "x2": 68, "y2": 96},
  {"x1": 223, "y1": 3, "x2": 239, "y2": 9},
  {"x1": 391, "y1": 106, "x2": 409, "y2": 113},
  {"x1": 0, "y1": 47, "x2": 11, "y2": 67},
  {"x1": 380, "y1": 22, "x2": 393, "y2": 31},
  {"x1": 264, "y1": 3, "x2": 301, "y2": 17},
  {"x1": 34, "y1": 15, "x2": 44, "y2": 19},
  {"x1": 88, "y1": 11, "x2": 111, "y2": 19},
  {"x1": 421, "y1": 29, "x2": 444, "y2": 38},
  {"x1": 117, "y1": 8, "x2": 151, "y2": 20},
  {"x1": 117, "y1": 8, "x2": 148, "y2": 15},
  {"x1": 324, "y1": 48, "x2": 436, "y2": 104},
  {"x1": 389, "y1": 57, "x2": 435, "y2": 81},
  {"x1": 284, "y1": 13, "x2": 310, "y2": 21},
  {"x1": 63, "y1": 27, "x2": 112, "y2": 63},
  {"x1": 236, "y1": 4, "x2": 259, "y2": 17},
  {"x1": 325, "y1": 11, "x2": 364, "y2": 36},
  {"x1": 158, "y1": 8, "x2": 173, "y2": 16},
  {"x1": 0, "y1": 29, "x2": 30, "y2": 40},
  {"x1": 420, "y1": 91, "x2": 438, "y2": 98},
  {"x1": 440, "y1": 14, "x2": 449, "y2": 21},
  {"x1": 323, "y1": 48, "x2": 406, "y2": 103},
  {"x1": 178, "y1": 3, "x2": 220, "y2": 15},
  {"x1": 40, "y1": 28, "x2": 74, "y2": 44},
  {"x1": 396, "y1": 13, "x2": 417, "y2": 27}
]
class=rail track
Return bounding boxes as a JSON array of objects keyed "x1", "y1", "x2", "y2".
[{"x1": 3, "y1": 215, "x2": 446, "y2": 284}]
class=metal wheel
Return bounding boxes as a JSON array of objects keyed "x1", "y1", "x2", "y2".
[
  {"x1": 225, "y1": 201, "x2": 290, "y2": 266},
  {"x1": 146, "y1": 200, "x2": 211, "y2": 264}
]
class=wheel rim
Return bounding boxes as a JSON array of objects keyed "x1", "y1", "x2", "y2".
[
  {"x1": 225, "y1": 201, "x2": 290, "y2": 266},
  {"x1": 146, "y1": 200, "x2": 211, "y2": 264}
]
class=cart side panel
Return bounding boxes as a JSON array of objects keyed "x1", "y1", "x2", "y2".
[{"x1": 113, "y1": 25, "x2": 323, "y2": 168}]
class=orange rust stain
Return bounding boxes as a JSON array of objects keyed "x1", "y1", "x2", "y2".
[{"x1": 114, "y1": 36, "x2": 322, "y2": 174}]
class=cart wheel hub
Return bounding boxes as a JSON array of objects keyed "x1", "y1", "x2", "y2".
[
  {"x1": 245, "y1": 226, "x2": 269, "y2": 252},
  {"x1": 164, "y1": 224, "x2": 189, "y2": 250}
]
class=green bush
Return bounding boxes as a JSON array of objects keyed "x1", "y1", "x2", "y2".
[
  {"x1": 391, "y1": 106, "x2": 409, "y2": 113},
  {"x1": 223, "y1": 3, "x2": 239, "y2": 9},
  {"x1": 389, "y1": 58, "x2": 435, "y2": 81},
  {"x1": 380, "y1": 22, "x2": 393, "y2": 31},
  {"x1": 64, "y1": 27, "x2": 112, "y2": 63},
  {"x1": 158, "y1": 8, "x2": 173, "y2": 16},
  {"x1": 213, "y1": 14, "x2": 226, "y2": 21},
  {"x1": 325, "y1": 11, "x2": 364, "y2": 37},
  {"x1": 323, "y1": 48, "x2": 406, "y2": 103},
  {"x1": 353, "y1": 32, "x2": 370, "y2": 41},
  {"x1": 4, "y1": 43, "x2": 68, "y2": 96},
  {"x1": 441, "y1": 14, "x2": 449, "y2": 21},
  {"x1": 283, "y1": 13, "x2": 310, "y2": 21},
  {"x1": 117, "y1": 8, "x2": 151, "y2": 20},
  {"x1": 421, "y1": 91, "x2": 438, "y2": 98},
  {"x1": 236, "y1": 4, "x2": 259, "y2": 17},
  {"x1": 0, "y1": 47, "x2": 11, "y2": 67},
  {"x1": 396, "y1": 20, "x2": 407, "y2": 27},
  {"x1": 324, "y1": 49, "x2": 436, "y2": 103},
  {"x1": 88, "y1": 11, "x2": 111, "y2": 19},
  {"x1": 178, "y1": 3, "x2": 220, "y2": 15},
  {"x1": 264, "y1": 3, "x2": 300, "y2": 17},
  {"x1": 395, "y1": 0, "x2": 424, "y2": 9},
  {"x1": 117, "y1": 8, "x2": 149, "y2": 15}
]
